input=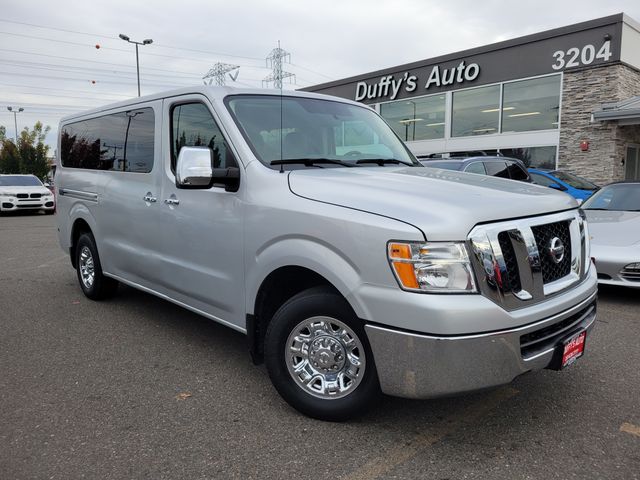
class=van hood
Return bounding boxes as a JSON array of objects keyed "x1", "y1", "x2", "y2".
[{"x1": 288, "y1": 166, "x2": 577, "y2": 240}]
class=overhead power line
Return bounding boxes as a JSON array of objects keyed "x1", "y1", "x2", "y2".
[
  {"x1": 0, "y1": 82, "x2": 129, "y2": 99},
  {"x1": 0, "y1": 71, "x2": 193, "y2": 88},
  {"x1": 0, "y1": 24, "x2": 265, "y2": 63},
  {"x1": 0, "y1": 19, "x2": 335, "y2": 84},
  {"x1": 0, "y1": 59, "x2": 202, "y2": 81},
  {"x1": 0, "y1": 48, "x2": 209, "y2": 77}
]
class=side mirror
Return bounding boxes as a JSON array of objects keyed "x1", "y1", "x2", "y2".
[
  {"x1": 176, "y1": 146, "x2": 240, "y2": 192},
  {"x1": 176, "y1": 147, "x2": 213, "y2": 188},
  {"x1": 548, "y1": 182, "x2": 568, "y2": 192}
]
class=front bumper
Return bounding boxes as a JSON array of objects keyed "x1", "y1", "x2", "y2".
[
  {"x1": 592, "y1": 246, "x2": 640, "y2": 288},
  {"x1": 0, "y1": 199, "x2": 55, "y2": 212},
  {"x1": 365, "y1": 291, "x2": 597, "y2": 399}
]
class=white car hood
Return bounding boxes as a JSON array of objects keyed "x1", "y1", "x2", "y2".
[
  {"x1": 585, "y1": 210, "x2": 640, "y2": 247},
  {"x1": 0, "y1": 186, "x2": 51, "y2": 195},
  {"x1": 288, "y1": 166, "x2": 578, "y2": 240}
]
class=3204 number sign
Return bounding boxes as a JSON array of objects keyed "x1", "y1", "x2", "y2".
[{"x1": 552, "y1": 40, "x2": 612, "y2": 71}]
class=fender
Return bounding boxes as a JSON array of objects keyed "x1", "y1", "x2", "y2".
[{"x1": 246, "y1": 235, "x2": 367, "y2": 319}]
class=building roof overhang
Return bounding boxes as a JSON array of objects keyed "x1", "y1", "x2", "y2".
[{"x1": 592, "y1": 96, "x2": 640, "y2": 125}]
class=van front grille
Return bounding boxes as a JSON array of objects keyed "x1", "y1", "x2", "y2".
[{"x1": 531, "y1": 221, "x2": 572, "y2": 284}]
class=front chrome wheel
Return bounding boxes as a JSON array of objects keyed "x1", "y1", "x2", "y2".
[
  {"x1": 285, "y1": 316, "x2": 366, "y2": 399},
  {"x1": 79, "y1": 246, "x2": 95, "y2": 289}
]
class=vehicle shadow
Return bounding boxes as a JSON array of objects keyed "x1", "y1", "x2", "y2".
[
  {"x1": 597, "y1": 284, "x2": 640, "y2": 303},
  {"x1": 109, "y1": 284, "x2": 525, "y2": 428}
]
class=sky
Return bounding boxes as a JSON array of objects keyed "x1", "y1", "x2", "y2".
[{"x1": 2, "y1": 0, "x2": 640, "y2": 151}]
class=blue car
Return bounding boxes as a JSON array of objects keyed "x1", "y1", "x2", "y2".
[{"x1": 528, "y1": 168, "x2": 599, "y2": 202}]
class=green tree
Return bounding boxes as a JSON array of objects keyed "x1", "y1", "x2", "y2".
[
  {"x1": 0, "y1": 139, "x2": 21, "y2": 174},
  {"x1": 0, "y1": 122, "x2": 52, "y2": 179},
  {"x1": 18, "y1": 122, "x2": 51, "y2": 180}
]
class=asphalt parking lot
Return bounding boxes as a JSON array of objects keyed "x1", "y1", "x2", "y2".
[{"x1": 1, "y1": 213, "x2": 639, "y2": 480}]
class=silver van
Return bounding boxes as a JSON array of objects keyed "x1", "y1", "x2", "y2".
[{"x1": 56, "y1": 87, "x2": 597, "y2": 420}]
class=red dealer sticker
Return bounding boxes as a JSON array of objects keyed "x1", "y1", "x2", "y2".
[{"x1": 562, "y1": 331, "x2": 587, "y2": 368}]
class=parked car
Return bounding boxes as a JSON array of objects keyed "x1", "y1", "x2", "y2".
[
  {"x1": 420, "y1": 156, "x2": 531, "y2": 182},
  {"x1": 528, "y1": 168, "x2": 599, "y2": 202},
  {"x1": 56, "y1": 87, "x2": 597, "y2": 420},
  {"x1": 0, "y1": 174, "x2": 55, "y2": 214},
  {"x1": 581, "y1": 181, "x2": 640, "y2": 288}
]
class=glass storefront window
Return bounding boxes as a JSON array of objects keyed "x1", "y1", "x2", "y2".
[
  {"x1": 380, "y1": 94, "x2": 445, "y2": 142},
  {"x1": 501, "y1": 75, "x2": 560, "y2": 132},
  {"x1": 499, "y1": 146, "x2": 557, "y2": 169},
  {"x1": 451, "y1": 85, "x2": 500, "y2": 137}
]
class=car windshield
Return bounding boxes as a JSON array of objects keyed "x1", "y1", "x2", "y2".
[
  {"x1": 421, "y1": 161, "x2": 463, "y2": 170},
  {"x1": 225, "y1": 95, "x2": 419, "y2": 169},
  {"x1": 551, "y1": 171, "x2": 599, "y2": 190},
  {"x1": 0, "y1": 175, "x2": 43, "y2": 187},
  {"x1": 582, "y1": 183, "x2": 640, "y2": 211}
]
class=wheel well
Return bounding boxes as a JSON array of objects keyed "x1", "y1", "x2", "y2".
[
  {"x1": 70, "y1": 219, "x2": 92, "y2": 268},
  {"x1": 248, "y1": 266, "x2": 340, "y2": 364}
]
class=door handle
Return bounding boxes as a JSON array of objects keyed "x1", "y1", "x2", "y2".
[
  {"x1": 164, "y1": 197, "x2": 180, "y2": 206},
  {"x1": 143, "y1": 194, "x2": 157, "y2": 203}
]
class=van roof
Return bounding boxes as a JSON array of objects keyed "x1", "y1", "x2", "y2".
[{"x1": 59, "y1": 86, "x2": 365, "y2": 124}]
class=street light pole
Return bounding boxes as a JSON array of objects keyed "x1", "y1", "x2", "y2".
[
  {"x1": 6, "y1": 106, "x2": 24, "y2": 144},
  {"x1": 135, "y1": 43, "x2": 140, "y2": 97},
  {"x1": 118, "y1": 34, "x2": 153, "y2": 97}
]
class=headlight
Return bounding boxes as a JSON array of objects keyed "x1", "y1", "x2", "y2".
[
  {"x1": 388, "y1": 241, "x2": 477, "y2": 293},
  {"x1": 0, "y1": 192, "x2": 13, "y2": 197}
]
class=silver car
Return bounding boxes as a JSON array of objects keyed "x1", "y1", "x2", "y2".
[{"x1": 582, "y1": 181, "x2": 640, "y2": 287}]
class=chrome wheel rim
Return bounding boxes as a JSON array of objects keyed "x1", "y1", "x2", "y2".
[
  {"x1": 79, "y1": 246, "x2": 95, "y2": 289},
  {"x1": 285, "y1": 316, "x2": 366, "y2": 399}
]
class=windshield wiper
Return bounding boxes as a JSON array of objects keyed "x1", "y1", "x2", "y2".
[
  {"x1": 355, "y1": 158, "x2": 412, "y2": 166},
  {"x1": 270, "y1": 158, "x2": 355, "y2": 168}
]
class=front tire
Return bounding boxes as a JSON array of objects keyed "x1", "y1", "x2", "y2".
[
  {"x1": 264, "y1": 287, "x2": 379, "y2": 421},
  {"x1": 75, "y1": 233, "x2": 118, "y2": 300}
]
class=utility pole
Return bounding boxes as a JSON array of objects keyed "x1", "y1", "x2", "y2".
[
  {"x1": 263, "y1": 42, "x2": 295, "y2": 89},
  {"x1": 203, "y1": 63, "x2": 240, "y2": 86},
  {"x1": 6, "y1": 106, "x2": 24, "y2": 144},
  {"x1": 118, "y1": 34, "x2": 153, "y2": 97}
]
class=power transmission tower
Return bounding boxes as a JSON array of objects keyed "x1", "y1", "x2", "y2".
[
  {"x1": 203, "y1": 63, "x2": 240, "y2": 86},
  {"x1": 263, "y1": 42, "x2": 295, "y2": 89}
]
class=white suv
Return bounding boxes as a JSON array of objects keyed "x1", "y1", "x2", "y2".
[{"x1": 0, "y1": 174, "x2": 55, "y2": 214}]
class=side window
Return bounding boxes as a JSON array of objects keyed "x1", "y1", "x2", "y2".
[
  {"x1": 171, "y1": 102, "x2": 237, "y2": 171},
  {"x1": 464, "y1": 162, "x2": 487, "y2": 175},
  {"x1": 484, "y1": 161, "x2": 509, "y2": 178},
  {"x1": 60, "y1": 108, "x2": 155, "y2": 173},
  {"x1": 122, "y1": 110, "x2": 155, "y2": 173},
  {"x1": 506, "y1": 162, "x2": 530, "y2": 181}
]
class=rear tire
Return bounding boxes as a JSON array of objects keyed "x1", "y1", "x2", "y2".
[
  {"x1": 75, "y1": 233, "x2": 118, "y2": 300},
  {"x1": 264, "y1": 286, "x2": 379, "y2": 421}
]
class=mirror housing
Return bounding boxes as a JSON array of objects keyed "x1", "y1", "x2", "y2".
[
  {"x1": 176, "y1": 147, "x2": 213, "y2": 188},
  {"x1": 176, "y1": 146, "x2": 240, "y2": 191}
]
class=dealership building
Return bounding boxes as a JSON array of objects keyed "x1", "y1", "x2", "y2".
[{"x1": 305, "y1": 13, "x2": 640, "y2": 184}]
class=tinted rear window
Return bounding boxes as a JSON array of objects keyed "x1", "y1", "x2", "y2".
[
  {"x1": 422, "y1": 161, "x2": 463, "y2": 170},
  {"x1": 506, "y1": 162, "x2": 530, "y2": 181},
  {"x1": 61, "y1": 108, "x2": 155, "y2": 173},
  {"x1": 484, "y1": 161, "x2": 509, "y2": 178}
]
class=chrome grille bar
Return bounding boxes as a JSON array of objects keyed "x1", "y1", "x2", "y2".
[{"x1": 467, "y1": 210, "x2": 587, "y2": 311}]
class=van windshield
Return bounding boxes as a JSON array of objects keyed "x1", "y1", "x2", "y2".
[{"x1": 225, "y1": 95, "x2": 419, "y2": 169}]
